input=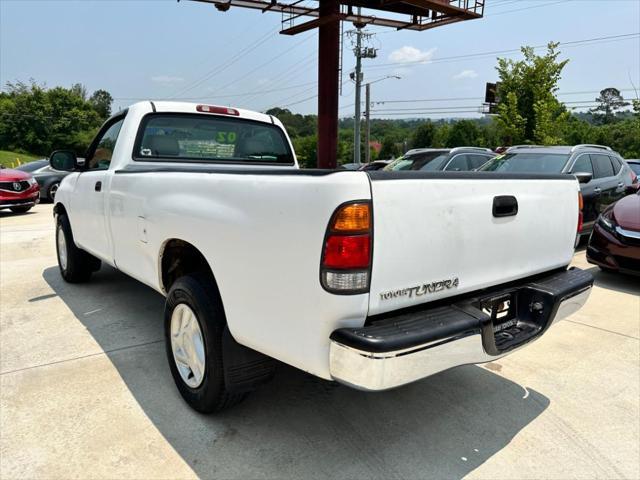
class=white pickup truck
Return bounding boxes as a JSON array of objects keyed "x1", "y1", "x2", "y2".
[{"x1": 50, "y1": 101, "x2": 593, "y2": 412}]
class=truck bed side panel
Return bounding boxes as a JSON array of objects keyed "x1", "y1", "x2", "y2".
[{"x1": 108, "y1": 169, "x2": 372, "y2": 379}]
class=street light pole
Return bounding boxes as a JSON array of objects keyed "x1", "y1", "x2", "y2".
[
  {"x1": 363, "y1": 75, "x2": 401, "y2": 164},
  {"x1": 364, "y1": 82, "x2": 371, "y2": 164}
]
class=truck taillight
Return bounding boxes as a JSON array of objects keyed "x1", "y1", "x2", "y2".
[
  {"x1": 321, "y1": 201, "x2": 372, "y2": 294},
  {"x1": 577, "y1": 192, "x2": 584, "y2": 234}
]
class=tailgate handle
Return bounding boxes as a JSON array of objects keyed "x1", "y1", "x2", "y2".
[{"x1": 493, "y1": 196, "x2": 518, "y2": 218}]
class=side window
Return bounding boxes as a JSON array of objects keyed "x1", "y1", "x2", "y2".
[
  {"x1": 591, "y1": 154, "x2": 615, "y2": 179},
  {"x1": 444, "y1": 154, "x2": 469, "y2": 171},
  {"x1": 87, "y1": 119, "x2": 125, "y2": 170},
  {"x1": 609, "y1": 155, "x2": 622, "y2": 174},
  {"x1": 469, "y1": 154, "x2": 492, "y2": 170},
  {"x1": 571, "y1": 154, "x2": 594, "y2": 175}
]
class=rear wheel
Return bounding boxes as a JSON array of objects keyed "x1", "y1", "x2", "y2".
[
  {"x1": 56, "y1": 214, "x2": 101, "y2": 283},
  {"x1": 165, "y1": 274, "x2": 245, "y2": 413},
  {"x1": 10, "y1": 206, "x2": 32, "y2": 213}
]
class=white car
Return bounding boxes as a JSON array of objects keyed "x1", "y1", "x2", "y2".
[{"x1": 50, "y1": 101, "x2": 593, "y2": 412}]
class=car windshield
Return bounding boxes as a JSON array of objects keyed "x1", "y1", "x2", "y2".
[
  {"x1": 136, "y1": 114, "x2": 294, "y2": 165},
  {"x1": 16, "y1": 160, "x2": 48, "y2": 172},
  {"x1": 479, "y1": 152, "x2": 569, "y2": 173},
  {"x1": 628, "y1": 162, "x2": 640, "y2": 175},
  {"x1": 384, "y1": 152, "x2": 449, "y2": 171}
]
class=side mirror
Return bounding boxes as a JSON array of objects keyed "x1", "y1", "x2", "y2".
[
  {"x1": 50, "y1": 150, "x2": 78, "y2": 171},
  {"x1": 573, "y1": 172, "x2": 592, "y2": 184}
]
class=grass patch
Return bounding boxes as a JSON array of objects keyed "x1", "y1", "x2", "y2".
[{"x1": 0, "y1": 150, "x2": 41, "y2": 168}]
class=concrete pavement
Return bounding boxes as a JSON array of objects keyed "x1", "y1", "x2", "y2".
[{"x1": 1, "y1": 203, "x2": 638, "y2": 479}]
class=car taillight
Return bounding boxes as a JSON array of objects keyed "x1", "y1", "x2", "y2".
[
  {"x1": 321, "y1": 201, "x2": 372, "y2": 294},
  {"x1": 577, "y1": 192, "x2": 584, "y2": 234},
  {"x1": 631, "y1": 170, "x2": 638, "y2": 184}
]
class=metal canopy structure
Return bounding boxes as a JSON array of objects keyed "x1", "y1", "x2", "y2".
[{"x1": 191, "y1": 0, "x2": 485, "y2": 168}]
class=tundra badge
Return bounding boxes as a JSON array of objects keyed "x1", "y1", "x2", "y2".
[{"x1": 380, "y1": 278, "x2": 459, "y2": 301}]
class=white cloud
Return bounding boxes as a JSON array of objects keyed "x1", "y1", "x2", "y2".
[
  {"x1": 453, "y1": 69, "x2": 478, "y2": 80},
  {"x1": 151, "y1": 75, "x2": 185, "y2": 85},
  {"x1": 388, "y1": 46, "x2": 436, "y2": 64}
]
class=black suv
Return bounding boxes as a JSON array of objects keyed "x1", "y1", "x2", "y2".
[
  {"x1": 384, "y1": 147, "x2": 495, "y2": 172},
  {"x1": 480, "y1": 144, "x2": 638, "y2": 235}
]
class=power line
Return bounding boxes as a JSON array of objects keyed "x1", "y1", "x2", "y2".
[
  {"x1": 169, "y1": 26, "x2": 281, "y2": 98},
  {"x1": 489, "y1": 0, "x2": 571, "y2": 17},
  {"x1": 365, "y1": 32, "x2": 639, "y2": 71},
  {"x1": 374, "y1": 88, "x2": 639, "y2": 105}
]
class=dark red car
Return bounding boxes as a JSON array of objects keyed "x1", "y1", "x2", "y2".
[
  {"x1": 587, "y1": 191, "x2": 640, "y2": 275},
  {"x1": 0, "y1": 167, "x2": 40, "y2": 213}
]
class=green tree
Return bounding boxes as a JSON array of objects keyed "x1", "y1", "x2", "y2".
[
  {"x1": 0, "y1": 80, "x2": 108, "y2": 155},
  {"x1": 89, "y1": 89, "x2": 113, "y2": 119},
  {"x1": 292, "y1": 134, "x2": 317, "y2": 168},
  {"x1": 589, "y1": 87, "x2": 630, "y2": 124},
  {"x1": 495, "y1": 42, "x2": 569, "y2": 145},
  {"x1": 379, "y1": 135, "x2": 402, "y2": 159},
  {"x1": 411, "y1": 121, "x2": 435, "y2": 148},
  {"x1": 446, "y1": 120, "x2": 480, "y2": 147}
]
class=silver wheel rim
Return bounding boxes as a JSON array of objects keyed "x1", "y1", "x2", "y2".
[
  {"x1": 57, "y1": 226, "x2": 68, "y2": 271},
  {"x1": 50, "y1": 183, "x2": 59, "y2": 199},
  {"x1": 170, "y1": 304, "x2": 206, "y2": 388}
]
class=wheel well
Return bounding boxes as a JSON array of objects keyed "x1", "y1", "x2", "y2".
[
  {"x1": 160, "y1": 239, "x2": 216, "y2": 293},
  {"x1": 53, "y1": 203, "x2": 67, "y2": 217}
]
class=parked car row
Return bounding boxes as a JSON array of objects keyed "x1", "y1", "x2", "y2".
[
  {"x1": 1, "y1": 156, "x2": 87, "y2": 213},
  {"x1": 479, "y1": 144, "x2": 638, "y2": 237},
  {"x1": 0, "y1": 165, "x2": 40, "y2": 213}
]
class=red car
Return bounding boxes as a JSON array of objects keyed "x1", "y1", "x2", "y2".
[
  {"x1": 0, "y1": 167, "x2": 40, "y2": 213},
  {"x1": 587, "y1": 191, "x2": 640, "y2": 275}
]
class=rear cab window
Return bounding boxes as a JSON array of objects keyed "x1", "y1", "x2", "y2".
[{"x1": 133, "y1": 113, "x2": 294, "y2": 165}]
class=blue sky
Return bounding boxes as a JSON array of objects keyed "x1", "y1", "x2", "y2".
[{"x1": 1, "y1": 0, "x2": 639, "y2": 119}]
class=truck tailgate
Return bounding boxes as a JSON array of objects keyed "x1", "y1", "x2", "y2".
[{"x1": 367, "y1": 172, "x2": 580, "y2": 315}]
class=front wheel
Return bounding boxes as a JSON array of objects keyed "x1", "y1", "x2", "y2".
[
  {"x1": 165, "y1": 274, "x2": 245, "y2": 413},
  {"x1": 48, "y1": 182, "x2": 60, "y2": 201},
  {"x1": 56, "y1": 214, "x2": 101, "y2": 282}
]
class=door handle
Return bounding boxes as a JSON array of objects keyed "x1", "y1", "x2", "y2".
[
  {"x1": 95, "y1": 181, "x2": 102, "y2": 192},
  {"x1": 493, "y1": 195, "x2": 518, "y2": 218},
  {"x1": 594, "y1": 187, "x2": 601, "y2": 195},
  {"x1": 617, "y1": 182, "x2": 624, "y2": 188}
]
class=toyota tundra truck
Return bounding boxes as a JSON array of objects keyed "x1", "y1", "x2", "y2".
[{"x1": 49, "y1": 101, "x2": 593, "y2": 412}]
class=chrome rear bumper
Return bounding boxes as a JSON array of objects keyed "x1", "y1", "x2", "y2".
[{"x1": 329, "y1": 268, "x2": 592, "y2": 391}]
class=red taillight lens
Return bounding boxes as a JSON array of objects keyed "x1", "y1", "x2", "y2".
[
  {"x1": 321, "y1": 201, "x2": 372, "y2": 294},
  {"x1": 323, "y1": 234, "x2": 371, "y2": 269},
  {"x1": 577, "y1": 192, "x2": 584, "y2": 233},
  {"x1": 631, "y1": 171, "x2": 638, "y2": 184}
]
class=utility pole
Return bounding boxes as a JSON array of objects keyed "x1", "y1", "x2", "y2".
[
  {"x1": 353, "y1": 24, "x2": 363, "y2": 165},
  {"x1": 364, "y1": 82, "x2": 371, "y2": 164},
  {"x1": 349, "y1": 17, "x2": 376, "y2": 165}
]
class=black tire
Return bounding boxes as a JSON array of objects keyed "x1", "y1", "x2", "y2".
[
  {"x1": 47, "y1": 182, "x2": 60, "y2": 201},
  {"x1": 10, "y1": 206, "x2": 32, "y2": 213},
  {"x1": 56, "y1": 214, "x2": 101, "y2": 283},
  {"x1": 165, "y1": 274, "x2": 245, "y2": 413}
]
